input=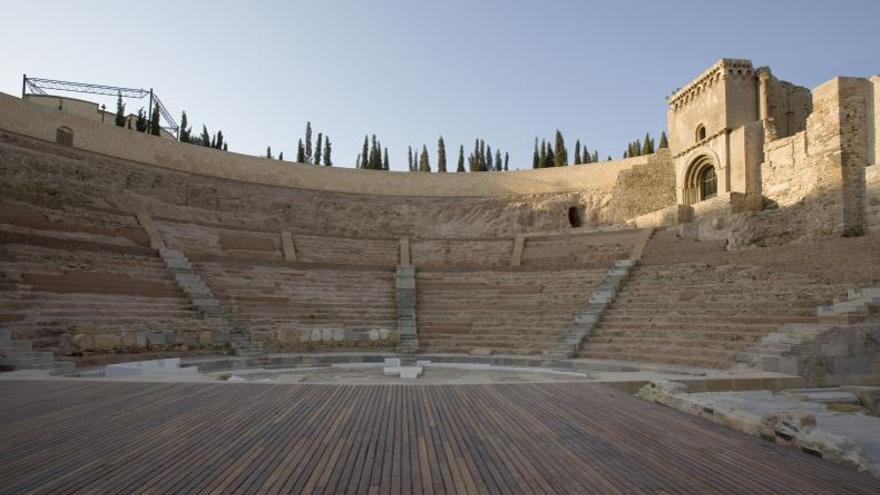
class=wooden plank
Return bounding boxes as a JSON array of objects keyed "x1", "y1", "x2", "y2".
[{"x1": 0, "y1": 380, "x2": 878, "y2": 494}]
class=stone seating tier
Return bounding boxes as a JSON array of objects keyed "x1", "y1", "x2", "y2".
[
  {"x1": 194, "y1": 261, "x2": 397, "y2": 349},
  {"x1": 416, "y1": 267, "x2": 605, "y2": 355},
  {"x1": 0, "y1": 243, "x2": 201, "y2": 354},
  {"x1": 578, "y1": 230, "x2": 880, "y2": 368}
]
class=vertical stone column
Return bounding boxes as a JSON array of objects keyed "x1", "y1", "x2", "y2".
[
  {"x1": 395, "y1": 266, "x2": 418, "y2": 353},
  {"x1": 135, "y1": 212, "x2": 166, "y2": 250},
  {"x1": 281, "y1": 231, "x2": 297, "y2": 261},
  {"x1": 399, "y1": 237, "x2": 411, "y2": 267},
  {"x1": 510, "y1": 234, "x2": 525, "y2": 266},
  {"x1": 837, "y1": 78, "x2": 871, "y2": 235}
]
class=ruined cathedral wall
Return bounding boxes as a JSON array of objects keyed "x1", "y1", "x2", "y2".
[{"x1": 729, "y1": 76, "x2": 879, "y2": 246}]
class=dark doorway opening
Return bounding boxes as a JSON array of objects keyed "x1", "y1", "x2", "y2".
[{"x1": 568, "y1": 206, "x2": 582, "y2": 228}]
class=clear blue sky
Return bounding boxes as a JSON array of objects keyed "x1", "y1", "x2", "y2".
[{"x1": 1, "y1": 1, "x2": 877, "y2": 170}]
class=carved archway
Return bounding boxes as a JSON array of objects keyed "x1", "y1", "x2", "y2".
[{"x1": 683, "y1": 154, "x2": 717, "y2": 204}]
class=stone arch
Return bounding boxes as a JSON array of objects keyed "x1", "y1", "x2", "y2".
[
  {"x1": 55, "y1": 126, "x2": 74, "y2": 147},
  {"x1": 683, "y1": 154, "x2": 717, "y2": 204}
]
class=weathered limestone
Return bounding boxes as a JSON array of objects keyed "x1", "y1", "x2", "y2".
[
  {"x1": 396, "y1": 266, "x2": 418, "y2": 353},
  {"x1": 105, "y1": 358, "x2": 198, "y2": 377},
  {"x1": 281, "y1": 231, "x2": 297, "y2": 261},
  {"x1": 157, "y1": 247, "x2": 261, "y2": 357},
  {"x1": 399, "y1": 237, "x2": 411, "y2": 267},
  {"x1": 638, "y1": 382, "x2": 880, "y2": 477},
  {"x1": 0, "y1": 327, "x2": 74, "y2": 374},
  {"x1": 135, "y1": 212, "x2": 166, "y2": 250},
  {"x1": 510, "y1": 234, "x2": 525, "y2": 266},
  {"x1": 551, "y1": 229, "x2": 653, "y2": 358}
]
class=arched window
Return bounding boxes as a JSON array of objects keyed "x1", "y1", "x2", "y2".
[
  {"x1": 55, "y1": 126, "x2": 73, "y2": 147},
  {"x1": 695, "y1": 124, "x2": 706, "y2": 142},
  {"x1": 699, "y1": 166, "x2": 717, "y2": 200}
]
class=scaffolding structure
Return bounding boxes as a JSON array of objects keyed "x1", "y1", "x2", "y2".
[{"x1": 21, "y1": 74, "x2": 179, "y2": 136}]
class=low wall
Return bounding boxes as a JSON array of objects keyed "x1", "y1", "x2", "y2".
[{"x1": 0, "y1": 92, "x2": 649, "y2": 197}]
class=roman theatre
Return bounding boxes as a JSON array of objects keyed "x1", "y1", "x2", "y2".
[{"x1": 1, "y1": 59, "x2": 880, "y2": 493}]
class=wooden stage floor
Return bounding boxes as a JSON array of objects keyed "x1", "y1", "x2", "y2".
[{"x1": 0, "y1": 380, "x2": 877, "y2": 494}]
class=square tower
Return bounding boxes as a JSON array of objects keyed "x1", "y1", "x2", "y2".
[{"x1": 667, "y1": 59, "x2": 763, "y2": 207}]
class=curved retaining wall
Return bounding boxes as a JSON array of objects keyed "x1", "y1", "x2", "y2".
[{"x1": 0, "y1": 92, "x2": 648, "y2": 197}]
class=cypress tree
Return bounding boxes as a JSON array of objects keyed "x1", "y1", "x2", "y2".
[
  {"x1": 356, "y1": 154, "x2": 361, "y2": 168},
  {"x1": 304, "y1": 122, "x2": 313, "y2": 164},
  {"x1": 279, "y1": 152, "x2": 284, "y2": 160},
  {"x1": 199, "y1": 125, "x2": 210, "y2": 147},
  {"x1": 150, "y1": 105, "x2": 161, "y2": 136},
  {"x1": 437, "y1": 136, "x2": 447, "y2": 172},
  {"x1": 179, "y1": 111, "x2": 191, "y2": 142},
  {"x1": 486, "y1": 145, "x2": 493, "y2": 171},
  {"x1": 383, "y1": 148, "x2": 389, "y2": 170},
  {"x1": 214, "y1": 130, "x2": 224, "y2": 150},
  {"x1": 545, "y1": 143, "x2": 555, "y2": 168},
  {"x1": 554, "y1": 130, "x2": 567, "y2": 166},
  {"x1": 223, "y1": 143, "x2": 228, "y2": 151},
  {"x1": 583, "y1": 147, "x2": 591, "y2": 164},
  {"x1": 361, "y1": 136, "x2": 370, "y2": 169},
  {"x1": 419, "y1": 145, "x2": 431, "y2": 172},
  {"x1": 266, "y1": 146, "x2": 273, "y2": 159},
  {"x1": 408, "y1": 146, "x2": 414, "y2": 171},
  {"x1": 533, "y1": 138, "x2": 539, "y2": 169},
  {"x1": 315, "y1": 133, "x2": 323, "y2": 165},
  {"x1": 135, "y1": 108, "x2": 147, "y2": 132},
  {"x1": 323, "y1": 138, "x2": 332, "y2": 166},
  {"x1": 368, "y1": 135, "x2": 379, "y2": 169},
  {"x1": 592, "y1": 150, "x2": 599, "y2": 163},
  {"x1": 211, "y1": 134, "x2": 216, "y2": 149},
  {"x1": 504, "y1": 152, "x2": 509, "y2": 171},
  {"x1": 658, "y1": 131, "x2": 669, "y2": 149},
  {"x1": 114, "y1": 93, "x2": 126, "y2": 127},
  {"x1": 574, "y1": 139, "x2": 582, "y2": 165},
  {"x1": 642, "y1": 133, "x2": 653, "y2": 154},
  {"x1": 457, "y1": 145, "x2": 465, "y2": 172},
  {"x1": 296, "y1": 139, "x2": 305, "y2": 162},
  {"x1": 495, "y1": 150, "x2": 502, "y2": 172}
]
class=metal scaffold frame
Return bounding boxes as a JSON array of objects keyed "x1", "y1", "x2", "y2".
[{"x1": 21, "y1": 74, "x2": 179, "y2": 136}]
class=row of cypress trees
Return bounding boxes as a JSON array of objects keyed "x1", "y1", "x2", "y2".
[
  {"x1": 113, "y1": 93, "x2": 164, "y2": 138},
  {"x1": 532, "y1": 130, "x2": 598, "y2": 168},
  {"x1": 404, "y1": 137, "x2": 508, "y2": 173},
  {"x1": 623, "y1": 132, "x2": 667, "y2": 158}
]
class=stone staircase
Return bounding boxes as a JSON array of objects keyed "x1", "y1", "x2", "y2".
[
  {"x1": 0, "y1": 328, "x2": 74, "y2": 374},
  {"x1": 547, "y1": 259, "x2": 635, "y2": 358},
  {"x1": 159, "y1": 248, "x2": 262, "y2": 357},
  {"x1": 396, "y1": 266, "x2": 418, "y2": 353},
  {"x1": 736, "y1": 282, "x2": 880, "y2": 379},
  {"x1": 817, "y1": 285, "x2": 880, "y2": 323}
]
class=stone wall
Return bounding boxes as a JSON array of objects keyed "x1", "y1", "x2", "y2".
[
  {"x1": 0, "y1": 91, "x2": 648, "y2": 197},
  {"x1": 605, "y1": 149, "x2": 675, "y2": 223},
  {"x1": 0, "y1": 130, "x2": 621, "y2": 238}
]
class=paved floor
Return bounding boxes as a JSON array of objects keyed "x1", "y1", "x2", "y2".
[{"x1": 1, "y1": 380, "x2": 878, "y2": 494}]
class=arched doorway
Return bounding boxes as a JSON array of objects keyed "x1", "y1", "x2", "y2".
[{"x1": 683, "y1": 155, "x2": 717, "y2": 204}]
